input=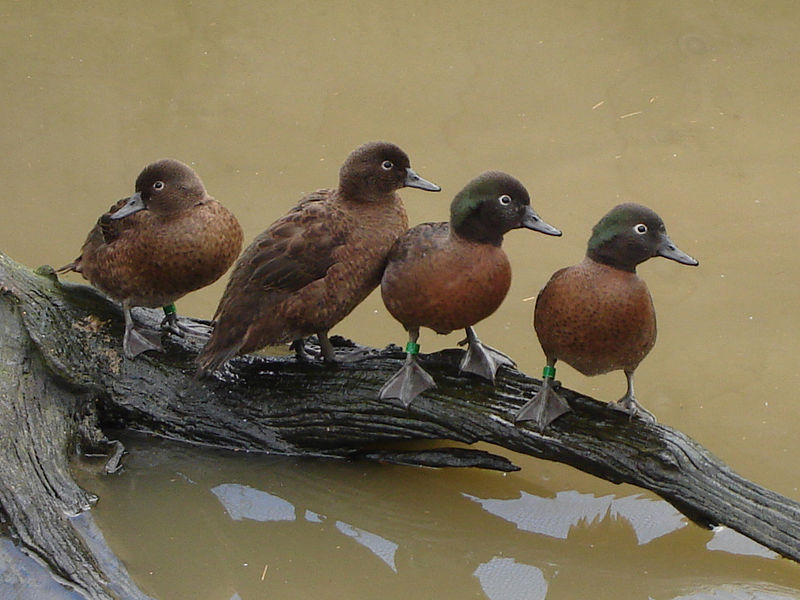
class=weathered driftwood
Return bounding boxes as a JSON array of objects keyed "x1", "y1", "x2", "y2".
[{"x1": 1, "y1": 250, "x2": 799, "y2": 599}]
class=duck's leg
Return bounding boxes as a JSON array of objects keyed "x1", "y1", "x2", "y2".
[
  {"x1": 458, "y1": 326, "x2": 516, "y2": 382},
  {"x1": 514, "y1": 361, "x2": 571, "y2": 429},
  {"x1": 160, "y1": 303, "x2": 213, "y2": 338},
  {"x1": 379, "y1": 328, "x2": 436, "y2": 407},
  {"x1": 122, "y1": 302, "x2": 163, "y2": 358},
  {"x1": 293, "y1": 331, "x2": 375, "y2": 363},
  {"x1": 317, "y1": 331, "x2": 337, "y2": 362},
  {"x1": 291, "y1": 338, "x2": 314, "y2": 361},
  {"x1": 608, "y1": 370, "x2": 657, "y2": 423}
]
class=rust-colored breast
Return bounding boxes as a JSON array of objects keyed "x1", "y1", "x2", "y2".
[
  {"x1": 533, "y1": 258, "x2": 656, "y2": 375},
  {"x1": 381, "y1": 224, "x2": 512, "y2": 334},
  {"x1": 77, "y1": 199, "x2": 243, "y2": 307}
]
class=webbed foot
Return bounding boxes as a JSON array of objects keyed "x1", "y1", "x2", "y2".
[
  {"x1": 294, "y1": 335, "x2": 377, "y2": 363},
  {"x1": 608, "y1": 370, "x2": 657, "y2": 423},
  {"x1": 123, "y1": 324, "x2": 163, "y2": 358},
  {"x1": 122, "y1": 305, "x2": 163, "y2": 358},
  {"x1": 608, "y1": 395, "x2": 657, "y2": 423},
  {"x1": 161, "y1": 311, "x2": 212, "y2": 338},
  {"x1": 379, "y1": 356, "x2": 436, "y2": 408},
  {"x1": 515, "y1": 377, "x2": 571, "y2": 430},
  {"x1": 458, "y1": 327, "x2": 515, "y2": 382}
]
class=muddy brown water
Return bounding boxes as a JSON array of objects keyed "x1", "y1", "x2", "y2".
[{"x1": 2, "y1": 2, "x2": 799, "y2": 598}]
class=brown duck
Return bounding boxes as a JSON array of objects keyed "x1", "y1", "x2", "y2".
[
  {"x1": 196, "y1": 141, "x2": 440, "y2": 374},
  {"x1": 379, "y1": 171, "x2": 561, "y2": 407},
  {"x1": 515, "y1": 203, "x2": 698, "y2": 429},
  {"x1": 58, "y1": 159, "x2": 243, "y2": 358}
]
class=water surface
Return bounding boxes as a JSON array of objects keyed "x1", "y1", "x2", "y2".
[{"x1": 2, "y1": 1, "x2": 799, "y2": 598}]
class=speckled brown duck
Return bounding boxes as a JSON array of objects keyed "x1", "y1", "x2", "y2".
[
  {"x1": 379, "y1": 171, "x2": 561, "y2": 407},
  {"x1": 515, "y1": 203, "x2": 698, "y2": 429},
  {"x1": 58, "y1": 159, "x2": 243, "y2": 358},
  {"x1": 195, "y1": 141, "x2": 440, "y2": 374}
]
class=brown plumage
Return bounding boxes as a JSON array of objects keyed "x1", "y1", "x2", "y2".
[
  {"x1": 534, "y1": 259, "x2": 656, "y2": 376},
  {"x1": 515, "y1": 203, "x2": 699, "y2": 429},
  {"x1": 382, "y1": 222, "x2": 514, "y2": 334},
  {"x1": 196, "y1": 141, "x2": 440, "y2": 374},
  {"x1": 379, "y1": 171, "x2": 562, "y2": 407},
  {"x1": 58, "y1": 159, "x2": 243, "y2": 358}
]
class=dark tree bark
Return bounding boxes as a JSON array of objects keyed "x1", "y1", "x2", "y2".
[{"x1": 1, "y1": 250, "x2": 798, "y2": 599}]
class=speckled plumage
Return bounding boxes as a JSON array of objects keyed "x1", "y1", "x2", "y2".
[
  {"x1": 58, "y1": 159, "x2": 243, "y2": 358},
  {"x1": 196, "y1": 141, "x2": 440, "y2": 374},
  {"x1": 379, "y1": 171, "x2": 562, "y2": 407},
  {"x1": 516, "y1": 202, "x2": 698, "y2": 429},
  {"x1": 534, "y1": 258, "x2": 656, "y2": 376}
]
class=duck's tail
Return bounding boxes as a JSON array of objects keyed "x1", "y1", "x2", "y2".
[
  {"x1": 195, "y1": 322, "x2": 246, "y2": 377},
  {"x1": 55, "y1": 257, "x2": 81, "y2": 274}
]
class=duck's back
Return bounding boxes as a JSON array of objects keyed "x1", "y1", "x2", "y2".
[
  {"x1": 534, "y1": 258, "x2": 656, "y2": 375},
  {"x1": 382, "y1": 222, "x2": 512, "y2": 334},
  {"x1": 210, "y1": 189, "x2": 408, "y2": 355}
]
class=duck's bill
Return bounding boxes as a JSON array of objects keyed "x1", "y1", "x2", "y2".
[
  {"x1": 404, "y1": 168, "x2": 441, "y2": 192},
  {"x1": 522, "y1": 207, "x2": 562, "y2": 236},
  {"x1": 110, "y1": 192, "x2": 146, "y2": 220},
  {"x1": 658, "y1": 236, "x2": 699, "y2": 266}
]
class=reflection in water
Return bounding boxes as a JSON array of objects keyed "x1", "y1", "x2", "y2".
[
  {"x1": 608, "y1": 493, "x2": 688, "y2": 545},
  {"x1": 211, "y1": 483, "x2": 296, "y2": 522},
  {"x1": 68, "y1": 512, "x2": 156, "y2": 600},
  {"x1": 75, "y1": 433, "x2": 800, "y2": 599},
  {"x1": 0, "y1": 537, "x2": 85, "y2": 600},
  {"x1": 304, "y1": 509, "x2": 325, "y2": 523},
  {"x1": 473, "y1": 557, "x2": 548, "y2": 600},
  {"x1": 466, "y1": 490, "x2": 687, "y2": 544},
  {"x1": 211, "y1": 483, "x2": 399, "y2": 573},
  {"x1": 335, "y1": 521, "x2": 399, "y2": 573},
  {"x1": 706, "y1": 526, "x2": 778, "y2": 560}
]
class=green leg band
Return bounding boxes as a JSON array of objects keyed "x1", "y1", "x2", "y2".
[
  {"x1": 542, "y1": 365, "x2": 556, "y2": 379},
  {"x1": 405, "y1": 342, "x2": 420, "y2": 355},
  {"x1": 163, "y1": 303, "x2": 177, "y2": 316}
]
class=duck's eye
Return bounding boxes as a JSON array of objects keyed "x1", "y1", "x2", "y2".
[
  {"x1": 381, "y1": 160, "x2": 393, "y2": 170},
  {"x1": 153, "y1": 181, "x2": 165, "y2": 191},
  {"x1": 634, "y1": 223, "x2": 648, "y2": 234},
  {"x1": 498, "y1": 194, "x2": 512, "y2": 206}
]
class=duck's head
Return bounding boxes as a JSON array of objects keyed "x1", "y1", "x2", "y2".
[
  {"x1": 112, "y1": 159, "x2": 207, "y2": 220},
  {"x1": 338, "y1": 141, "x2": 440, "y2": 201},
  {"x1": 587, "y1": 202, "x2": 699, "y2": 272},
  {"x1": 450, "y1": 171, "x2": 561, "y2": 246}
]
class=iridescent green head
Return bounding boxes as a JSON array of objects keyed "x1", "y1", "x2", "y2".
[
  {"x1": 450, "y1": 171, "x2": 561, "y2": 245},
  {"x1": 587, "y1": 203, "x2": 699, "y2": 272}
]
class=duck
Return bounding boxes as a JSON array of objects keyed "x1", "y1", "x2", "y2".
[
  {"x1": 379, "y1": 171, "x2": 561, "y2": 407},
  {"x1": 515, "y1": 202, "x2": 698, "y2": 429},
  {"x1": 58, "y1": 159, "x2": 243, "y2": 358},
  {"x1": 195, "y1": 141, "x2": 440, "y2": 374}
]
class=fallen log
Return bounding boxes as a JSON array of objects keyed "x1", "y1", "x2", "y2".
[{"x1": 0, "y1": 250, "x2": 798, "y2": 599}]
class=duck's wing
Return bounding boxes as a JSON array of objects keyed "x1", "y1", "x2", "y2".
[
  {"x1": 236, "y1": 190, "x2": 343, "y2": 298},
  {"x1": 56, "y1": 198, "x2": 137, "y2": 273},
  {"x1": 196, "y1": 191, "x2": 344, "y2": 373}
]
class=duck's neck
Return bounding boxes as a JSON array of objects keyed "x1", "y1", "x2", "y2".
[
  {"x1": 336, "y1": 181, "x2": 399, "y2": 205},
  {"x1": 451, "y1": 219, "x2": 503, "y2": 247},
  {"x1": 586, "y1": 245, "x2": 640, "y2": 273}
]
